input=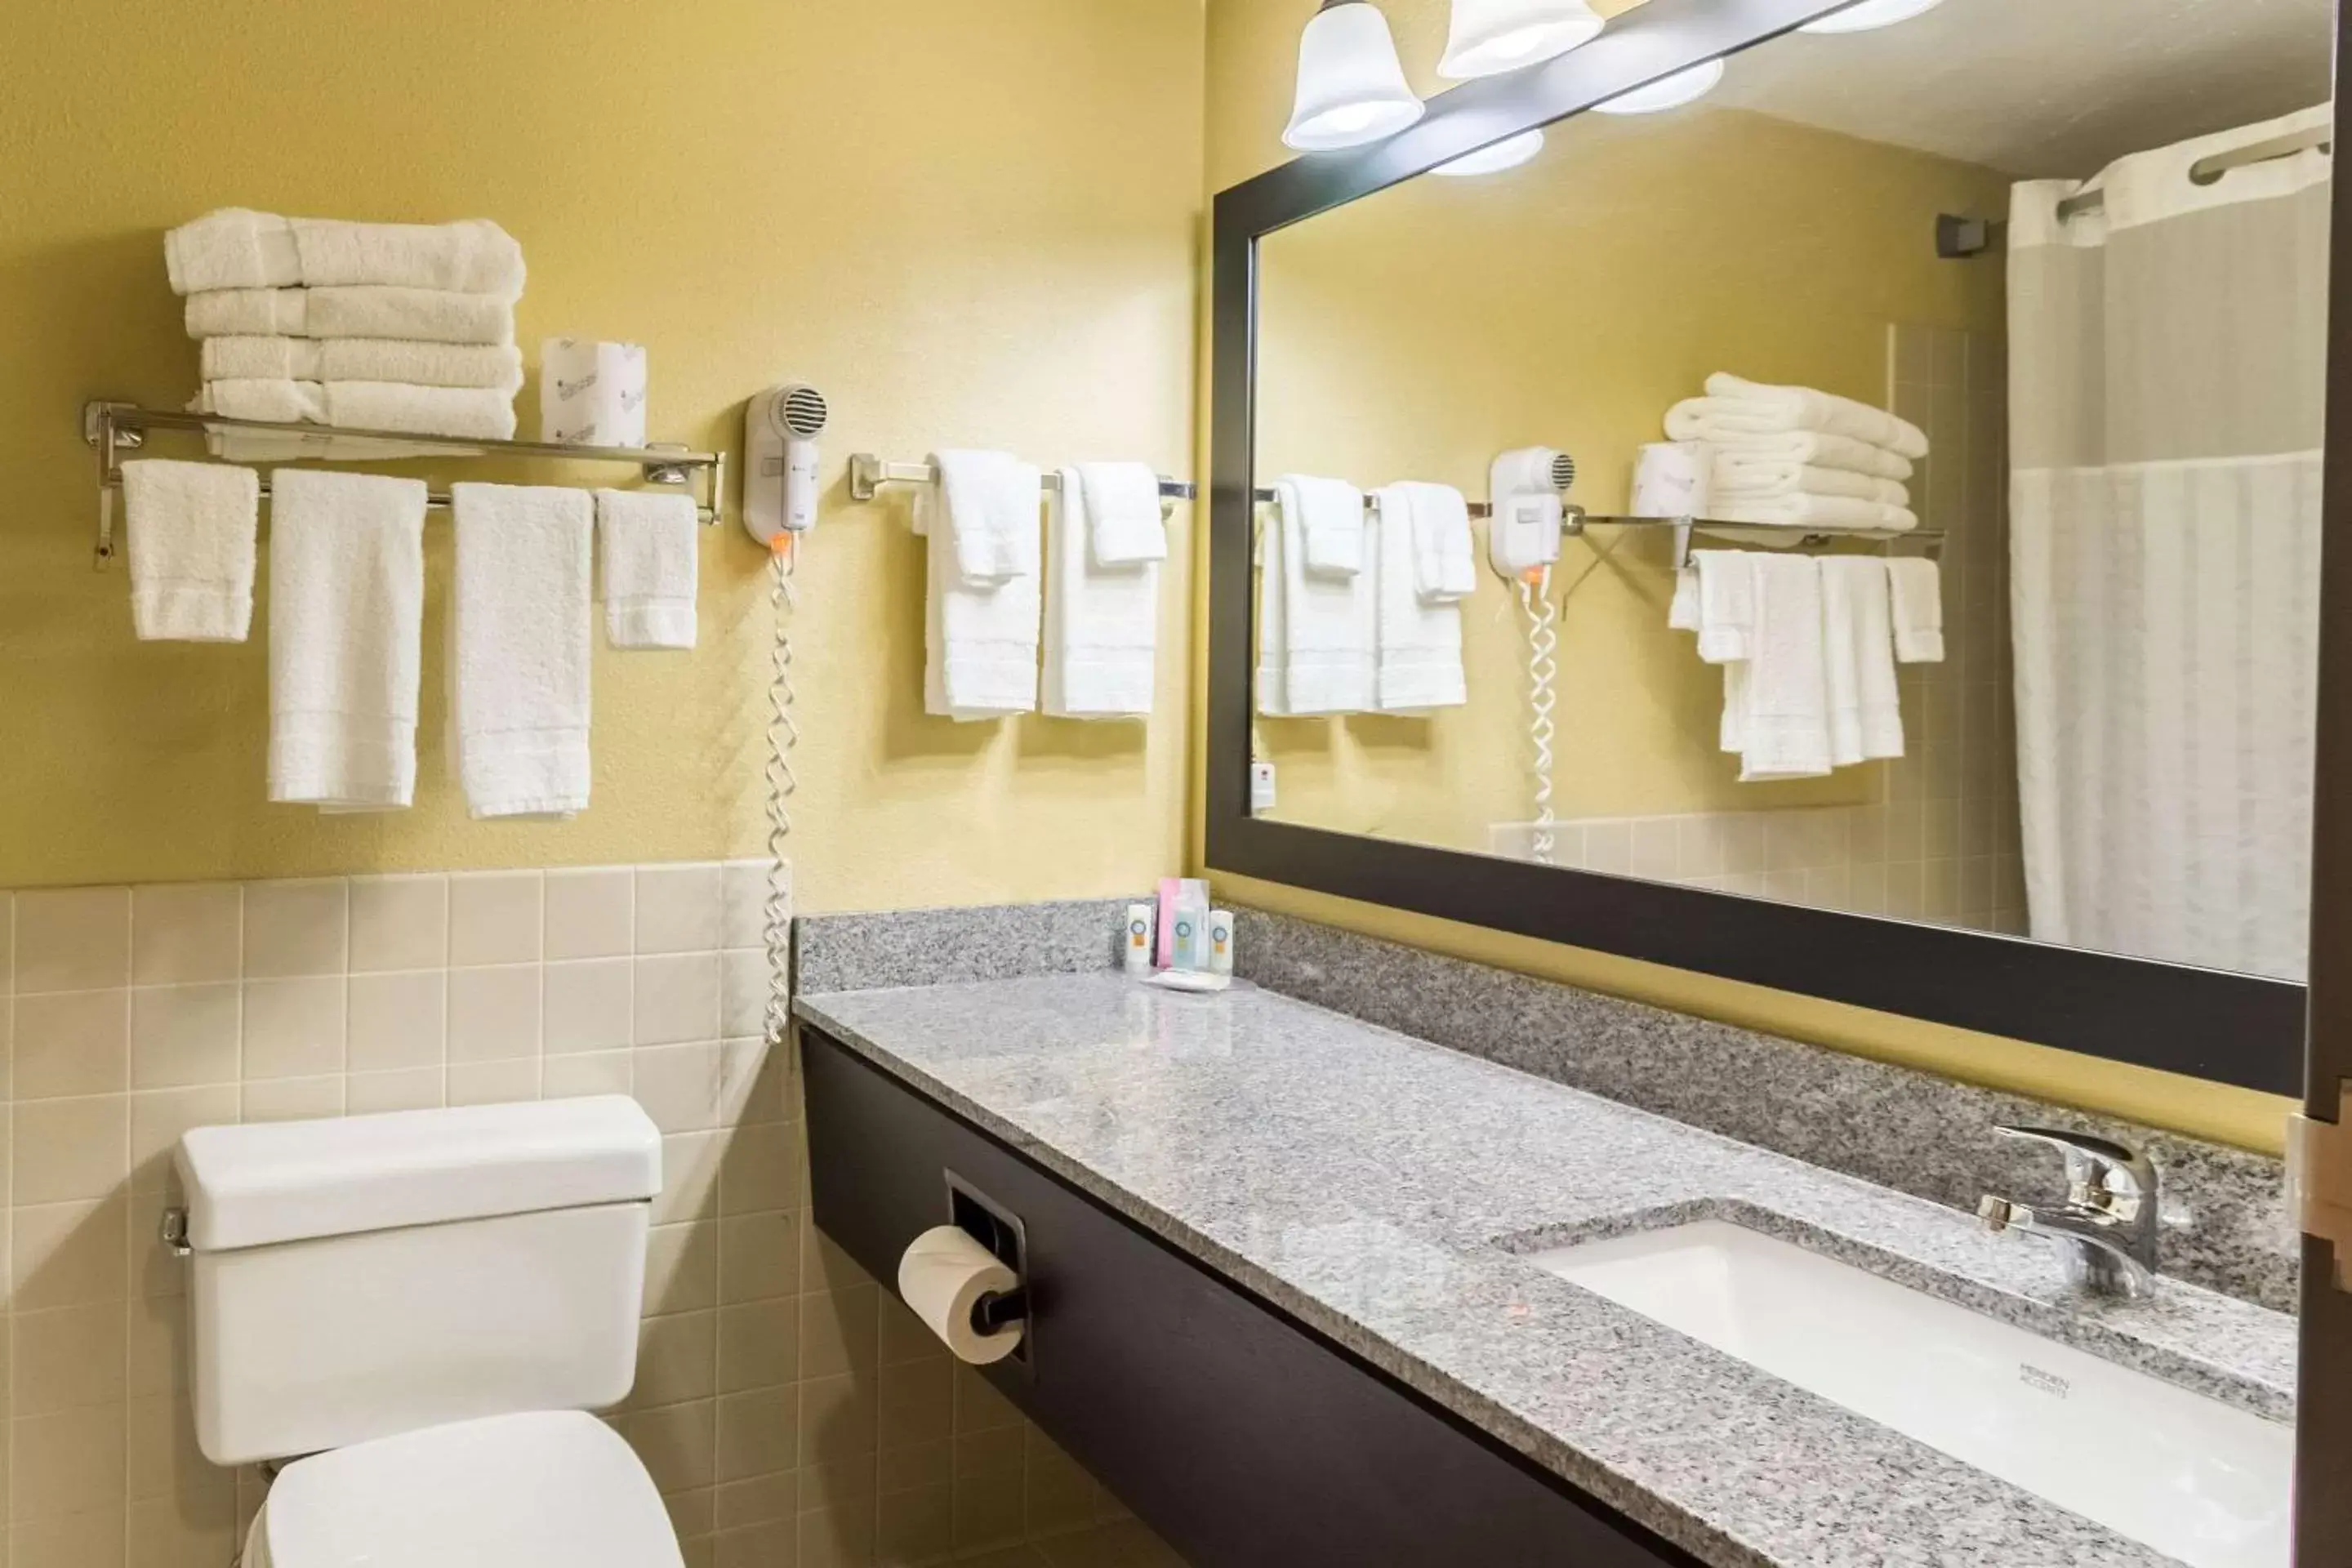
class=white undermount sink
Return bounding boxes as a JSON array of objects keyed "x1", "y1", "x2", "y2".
[{"x1": 1529, "y1": 1221, "x2": 2291, "y2": 1568}]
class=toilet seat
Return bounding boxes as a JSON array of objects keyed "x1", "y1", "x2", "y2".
[{"x1": 245, "y1": 1409, "x2": 682, "y2": 1567}]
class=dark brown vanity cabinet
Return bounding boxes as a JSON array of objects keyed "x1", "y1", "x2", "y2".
[{"x1": 801, "y1": 1028, "x2": 1697, "y2": 1568}]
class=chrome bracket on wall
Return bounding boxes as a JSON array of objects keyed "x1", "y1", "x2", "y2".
[{"x1": 2289, "y1": 1080, "x2": 2352, "y2": 1291}]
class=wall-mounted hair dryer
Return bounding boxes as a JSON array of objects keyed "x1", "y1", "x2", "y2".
[
  {"x1": 1487, "y1": 448, "x2": 1577, "y2": 580},
  {"x1": 743, "y1": 383, "x2": 831, "y2": 547}
]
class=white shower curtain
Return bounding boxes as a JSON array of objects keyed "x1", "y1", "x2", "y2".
[{"x1": 2009, "y1": 104, "x2": 2331, "y2": 982}]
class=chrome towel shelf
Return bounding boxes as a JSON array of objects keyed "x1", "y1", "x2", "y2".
[
  {"x1": 849, "y1": 453, "x2": 1196, "y2": 510},
  {"x1": 82, "y1": 400, "x2": 725, "y2": 568}
]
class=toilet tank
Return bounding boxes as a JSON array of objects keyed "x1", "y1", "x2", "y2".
[{"x1": 175, "y1": 1096, "x2": 663, "y2": 1466}]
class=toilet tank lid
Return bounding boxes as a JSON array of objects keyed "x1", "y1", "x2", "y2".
[{"x1": 175, "y1": 1096, "x2": 663, "y2": 1253}]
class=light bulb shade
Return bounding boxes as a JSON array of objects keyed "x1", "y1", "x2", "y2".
[
  {"x1": 1591, "y1": 57, "x2": 1725, "y2": 114},
  {"x1": 1799, "y1": 0, "x2": 1946, "y2": 33},
  {"x1": 1438, "y1": 0, "x2": 1606, "y2": 79},
  {"x1": 1432, "y1": 128, "x2": 1547, "y2": 176},
  {"x1": 1284, "y1": 2, "x2": 1427, "y2": 151}
]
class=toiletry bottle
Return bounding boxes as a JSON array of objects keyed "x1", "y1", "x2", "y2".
[
  {"x1": 1207, "y1": 910, "x2": 1235, "y2": 976},
  {"x1": 1171, "y1": 909, "x2": 1200, "y2": 972},
  {"x1": 1125, "y1": 904, "x2": 1154, "y2": 976}
]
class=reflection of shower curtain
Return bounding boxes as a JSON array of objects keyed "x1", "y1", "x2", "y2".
[{"x1": 2008, "y1": 105, "x2": 2330, "y2": 982}]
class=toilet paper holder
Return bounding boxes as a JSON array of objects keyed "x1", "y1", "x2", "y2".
[{"x1": 947, "y1": 1171, "x2": 1032, "y2": 1357}]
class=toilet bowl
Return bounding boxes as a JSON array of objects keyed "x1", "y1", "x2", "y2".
[{"x1": 172, "y1": 1097, "x2": 676, "y2": 1566}]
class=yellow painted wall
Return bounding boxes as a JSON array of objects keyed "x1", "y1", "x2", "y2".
[
  {"x1": 1252, "y1": 108, "x2": 2007, "y2": 850},
  {"x1": 1196, "y1": 0, "x2": 2296, "y2": 1152},
  {"x1": 0, "y1": 0, "x2": 1204, "y2": 912}
]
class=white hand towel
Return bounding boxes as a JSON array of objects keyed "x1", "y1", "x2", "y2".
[
  {"x1": 1073, "y1": 462, "x2": 1169, "y2": 568},
  {"x1": 1669, "y1": 565, "x2": 1701, "y2": 633},
  {"x1": 918, "y1": 463, "x2": 1040, "y2": 721},
  {"x1": 448, "y1": 483, "x2": 594, "y2": 818},
  {"x1": 197, "y1": 380, "x2": 517, "y2": 442},
  {"x1": 267, "y1": 470, "x2": 428, "y2": 809},
  {"x1": 1389, "y1": 481, "x2": 1477, "y2": 603},
  {"x1": 185, "y1": 286, "x2": 514, "y2": 346},
  {"x1": 1043, "y1": 469, "x2": 1156, "y2": 719},
  {"x1": 1708, "y1": 492, "x2": 1919, "y2": 536},
  {"x1": 166, "y1": 209, "x2": 524, "y2": 298},
  {"x1": 923, "y1": 451, "x2": 1040, "y2": 586},
  {"x1": 1704, "y1": 431, "x2": 1915, "y2": 483},
  {"x1": 1886, "y1": 557, "x2": 1945, "y2": 663},
  {"x1": 1731, "y1": 555, "x2": 1833, "y2": 782},
  {"x1": 1820, "y1": 556, "x2": 1904, "y2": 766},
  {"x1": 595, "y1": 489, "x2": 698, "y2": 650},
  {"x1": 1285, "y1": 474, "x2": 1368, "y2": 579},
  {"x1": 1275, "y1": 479, "x2": 1376, "y2": 714},
  {"x1": 1670, "y1": 372, "x2": 1930, "y2": 459},
  {"x1": 1710, "y1": 459, "x2": 1909, "y2": 508},
  {"x1": 1371, "y1": 487, "x2": 1467, "y2": 713},
  {"x1": 1688, "y1": 550, "x2": 1757, "y2": 665},
  {"x1": 201, "y1": 336, "x2": 524, "y2": 392},
  {"x1": 121, "y1": 459, "x2": 259, "y2": 642}
]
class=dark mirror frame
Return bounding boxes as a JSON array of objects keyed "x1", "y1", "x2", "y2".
[{"x1": 1206, "y1": 0, "x2": 2319, "y2": 1096}]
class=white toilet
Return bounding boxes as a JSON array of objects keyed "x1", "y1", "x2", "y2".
[{"x1": 172, "y1": 1094, "x2": 682, "y2": 1567}]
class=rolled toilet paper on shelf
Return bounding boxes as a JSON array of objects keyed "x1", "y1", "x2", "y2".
[
  {"x1": 539, "y1": 336, "x2": 648, "y2": 448},
  {"x1": 1632, "y1": 440, "x2": 1712, "y2": 519},
  {"x1": 898, "y1": 1225, "x2": 1025, "y2": 1365}
]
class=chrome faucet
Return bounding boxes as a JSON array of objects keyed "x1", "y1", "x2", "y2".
[{"x1": 1977, "y1": 1125, "x2": 2160, "y2": 1299}]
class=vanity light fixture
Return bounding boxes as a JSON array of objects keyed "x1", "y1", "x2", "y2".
[
  {"x1": 1284, "y1": 1, "x2": 1428, "y2": 151},
  {"x1": 1590, "y1": 57, "x2": 1726, "y2": 114},
  {"x1": 1799, "y1": 0, "x2": 1947, "y2": 33},
  {"x1": 1438, "y1": 0, "x2": 1606, "y2": 79},
  {"x1": 1432, "y1": 128, "x2": 1548, "y2": 176}
]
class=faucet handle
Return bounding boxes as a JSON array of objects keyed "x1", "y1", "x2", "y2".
[{"x1": 1993, "y1": 1125, "x2": 2155, "y2": 1200}]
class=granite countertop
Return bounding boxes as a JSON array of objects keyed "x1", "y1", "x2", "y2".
[{"x1": 795, "y1": 973, "x2": 2296, "y2": 1568}]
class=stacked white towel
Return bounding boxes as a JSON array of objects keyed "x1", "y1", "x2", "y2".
[
  {"x1": 1666, "y1": 372, "x2": 1927, "y2": 538},
  {"x1": 165, "y1": 208, "x2": 525, "y2": 457}
]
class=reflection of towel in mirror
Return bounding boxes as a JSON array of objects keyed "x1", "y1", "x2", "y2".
[
  {"x1": 1708, "y1": 491, "x2": 1918, "y2": 537},
  {"x1": 1370, "y1": 485, "x2": 1468, "y2": 713},
  {"x1": 1712, "y1": 458, "x2": 1909, "y2": 509},
  {"x1": 1821, "y1": 557, "x2": 1904, "y2": 765},
  {"x1": 1668, "y1": 372, "x2": 1929, "y2": 459},
  {"x1": 1708, "y1": 432, "x2": 1915, "y2": 483},
  {"x1": 1259, "y1": 479, "x2": 1374, "y2": 715},
  {"x1": 1283, "y1": 473, "x2": 1369, "y2": 578},
  {"x1": 1710, "y1": 555, "x2": 1833, "y2": 782},
  {"x1": 1886, "y1": 557, "x2": 1945, "y2": 663}
]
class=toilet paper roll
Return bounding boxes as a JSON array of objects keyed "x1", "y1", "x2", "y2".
[
  {"x1": 898, "y1": 1225, "x2": 1025, "y2": 1365},
  {"x1": 539, "y1": 336, "x2": 648, "y2": 448},
  {"x1": 1632, "y1": 439, "x2": 1712, "y2": 519}
]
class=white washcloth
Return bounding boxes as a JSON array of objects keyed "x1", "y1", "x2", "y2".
[
  {"x1": 1705, "y1": 431, "x2": 1915, "y2": 484},
  {"x1": 1686, "y1": 550, "x2": 1757, "y2": 665},
  {"x1": 1371, "y1": 487, "x2": 1467, "y2": 712},
  {"x1": 1072, "y1": 462, "x2": 1169, "y2": 568},
  {"x1": 185, "y1": 286, "x2": 515, "y2": 346},
  {"x1": 1285, "y1": 474, "x2": 1368, "y2": 578},
  {"x1": 1666, "y1": 372, "x2": 1930, "y2": 459},
  {"x1": 1043, "y1": 469, "x2": 1156, "y2": 719},
  {"x1": 165, "y1": 209, "x2": 524, "y2": 299},
  {"x1": 1727, "y1": 555, "x2": 1832, "y2": 782},
  {"x1": 918, "y1": 464, "x2": 1040, "y2": 721},
  {"x1": 121, "y1": 459, "x2": 259, "y2": 642},
  {"x1": 1386, "y1": 481, "x2": 1476, "y2": 603},
  {"x1": 1711, "y1": 459, "x2": 1909, "y2": 508},
  {"x1": 922, "y1": 451, "x2": 1040, "y2": 586},
  {"x1": 267, "y1": 470, "x2": 427, "y2": 809},
  {"x1": 595, "y1": 490, "x2": 698, "y2": 650},
  {"x1": 1820, "y1": 557, "x2": 1904, "y2": 765},
  {"x1": 1267, "y1": 479, "x2": 1375, "y2": 715},
  {"x1": 448, "y1": 484, "x2": 594, "y2": 818},
  {"x1": 196, "y1": 380, "x2": 517, "y2": 441},
  {"x1": 201, "y1": 336, "x2": 523, "y2": 392},
  {"x1": 1709, "y1": 492, "x2": 1919, "y2": 536},
  {"x1": 1886, "y1": 557, "x2": 1945, "y2": 663}
]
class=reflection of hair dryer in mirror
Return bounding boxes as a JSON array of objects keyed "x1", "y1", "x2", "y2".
[
  {"x1": 742, "y1": 383, "x2": 831, "y2": 548},
  {"x1": 1486, "y1": 448, "x2": 1575, "y2": 581}
]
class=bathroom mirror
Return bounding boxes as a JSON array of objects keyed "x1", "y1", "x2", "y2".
[{"x1": 1208, "y1": 0, "x2": 2338, "y2": 1091}]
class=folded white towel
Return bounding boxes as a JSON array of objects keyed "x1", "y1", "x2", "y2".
[
  {"x1": 1386, "y1": 481, "x2": 1477, "y2": 604},
  {"x1": 1820, "y1": 556, "x2": 1904, "y2": 765},
  {"x1": 1371, "y1": 486, "x2": 1467, "y2": 712},
  {"x1": 1711, "y1": 459, "x2": 1909, "y2": 508},
  {"x1": 196, "y1": 380, "x2": 517, "y2": 442},
  {"x1": 1687, "y1": 550, "x2": 1757, "y2": 665},
  {"x1": 920, "y1": 488, "x2": 1040, "y2": 723},
  {"x1": 1673, "y1": 372, "x2": 1930, "y2": 459},
  {"x1": 267, "y1": 470, "x2": 428, "y2": 809},
  {"x1": 1072, "y1": 462, "x2": 1169, "y2": 568},
  {"x1": 1726, "y1": 555, "x2": 1833, "y2": 782},
  {"x1": 166, "y1": 209, "x2": 525, "y2": 299},
  {"x1": 1709, "y1": 492, "x2": 1919, "y2": 535},
  {"x1": 201, "y1": 336, "x2": 524, "y2": 392},
  {"x1": 1043, "y1": 469, "x2": 1156, "y2": 719},
  {"x1": 1285, "y1": 474, "x2": 1368, "y2": 579},
  {"x1": 1706, "y1": 431, "x2": 1915, "y2": 484},
  {"x1": 121, "y1": 459, "x2": 260, "y2": 642},
  {"x1": 1886, "y1": 556, "x2": 1944, "y2": 663},
  {"x1": 1267, "y1": 479, "x2": 1376, "y2": 715},
  {"x1": 596, "y1": 490, "x2": 698, "y2": 650},
  {"x1": 448, "y1": 483, "x2": 594, "y2": 818},
  {"x1": 921, "y1": 451, "x2": 1040, "y2": 586},
  {"x1": 185, "y1": 286, "x2": 514, "y2": 346}
]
